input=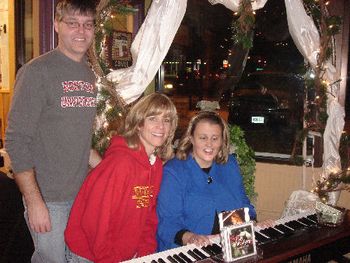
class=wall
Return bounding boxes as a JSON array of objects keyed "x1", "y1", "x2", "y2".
[
  {"x1": 255, "y1": 162, "x2": 350, "y2": 221},
  {"x1": 0, "y1": 1, "x2": 9, "y2": 89},
  {"x1": 0, "y1": 1, "x2": 15, "y2": 143}
]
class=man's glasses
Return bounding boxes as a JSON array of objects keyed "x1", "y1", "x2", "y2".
[{"x1": 61, "y1": 20, "x2": 95, "y2": 30}]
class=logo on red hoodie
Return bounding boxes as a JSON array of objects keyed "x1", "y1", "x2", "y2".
[{"x1": 132, "y1": 186, "x2": 154, "y2": 208}]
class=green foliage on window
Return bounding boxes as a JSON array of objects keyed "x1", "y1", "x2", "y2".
[
  {"x1": 229, "y1": 125, "x2": 257, "y2": 202},
  {"x1": 231, "y1": 0, "x2": 255, "y2": 50}
]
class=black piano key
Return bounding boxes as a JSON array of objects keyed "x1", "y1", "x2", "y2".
[
  {"x1": 193, "y1": 248, "x2": 208, "y2": 259},
  {"x1": 151, "y1": 260, "x2": 157, "y2": 263},
  {"x1": 285, "y1": 220, "x2": 305, "y2": 230},
  {"x1": 298, "y1": 217, "x2": 316, "y2": 226},
  {"x1": 307, "y1": 214, "x2": 317, "y2": 222},
  {"x1": 178, "y1": 252, "x2": 193, "y2": 263},
  {"x1": 274, "y1": 224, "x2": 294, "y2": 235},
  {"x1": 260, "y1": 227, "x2": 284, "y2": 239},
  {"x1": 305, "y1": 215, "x2": 317, "y2": 224},
  {"x1": 210, "y1": 243, "x2": 222, "y2": 254},
  {"x1": 187, "y1": 250, "x2": 202, "y2": 261},
  {"x1": 202, "y1": 245, "x2": 216, "y2": 256},
  {"x1": 173, "y1": 254, "x2": 186, "y2": 263},
  {"x1": 255, "y1": 231, "x2": 270, "y2": 244},
  {"x1": 157, "y1": 259, "x2": 166, "y2": 263},
  {"x1": 167, "y1": 255, "x2": 179, "y2": 263}
]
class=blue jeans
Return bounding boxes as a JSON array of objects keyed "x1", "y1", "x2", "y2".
[{"x1": 24, "y1": 200, "x2": 73, "y2": 263}]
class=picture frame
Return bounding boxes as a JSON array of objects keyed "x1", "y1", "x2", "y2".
[
  {"x1": 219, "y1": 207, "x2": 250, "y2": 230},
  {"x1": 221, "y1": 222, "x2": 257, "y2": 262},
  {"x1": 100, "y1": 30, "x2": 133, "y2": 70}
]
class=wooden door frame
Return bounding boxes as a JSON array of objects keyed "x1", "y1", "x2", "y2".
[{"x1": 39, "y1": 0, "x2": 58, "y2": 54}]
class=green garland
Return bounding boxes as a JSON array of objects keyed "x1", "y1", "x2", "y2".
[
  {"x1": 95, "y1": 0, "x2": 138, "y2": 76},
  {"x1": 290, "y1": 1, "x2": 342, "y2": 164},
  {"x1": 231, "y1": 0, "x2": 255, "y2": 50},
  {"x1": 302, "y1": 0, "x2": 342, "y2": 133},
  {"x1": 229, "y1": 125, "x2": 257, "y2": 202},
  {"x1": 90, "y1": 0, "x2": 137, "y2": 155}
]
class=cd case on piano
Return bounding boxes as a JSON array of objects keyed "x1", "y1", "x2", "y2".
[
  {"x1": 221, "y1": 222, "x2": 257, "y2": 262},
  {"x1": 218, "y1": 207, "x2": 250, "y2": 230}
]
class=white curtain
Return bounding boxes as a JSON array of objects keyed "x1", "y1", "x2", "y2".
[
  {"x1": 108, "y1": 0, "x2": 267, "y2": 104},
  {"x1": 106, "y1": 0, "x2": 344, "y2": 181},
  {"x1": 208, "y1": 0, "x2": 267, "y2": 11},
  {"x1": 107, "y1": 0, "x2": 187, "y2": 104},
  {"x1": 285, "y1": 0, "x2": 345, "y2": 182}
]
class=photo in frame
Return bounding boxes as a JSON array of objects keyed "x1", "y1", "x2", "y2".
[
  {"x1": 99, "y1": 30, "x2": 133, "y2": 70},
  {"x1": 221, "y1": 222, "x2": 257, "y2": 262},
  {"x1": 219, "y1": 207, "x2": 250, "y2": 230}
]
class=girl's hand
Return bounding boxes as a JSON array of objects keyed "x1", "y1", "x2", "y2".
[{"x1": 183, "y1": 232, "x2": 211, "y2": 247}]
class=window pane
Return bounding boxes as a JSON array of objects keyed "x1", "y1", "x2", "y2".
[{"x1": 161, "y1": 0, "x2": 305, "y2": 161}]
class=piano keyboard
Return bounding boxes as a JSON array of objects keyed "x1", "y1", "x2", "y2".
[
  {"x1": 254, "y1": 210, "x2": 317, "y2": 244},
  {"x1": 122, "y1": 236, "x2": 222, "y2": 263},
  {"x1": 123, "y1": 211, "x2": 317, "y2": 263}
]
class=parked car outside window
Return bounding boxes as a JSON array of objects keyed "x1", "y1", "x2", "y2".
[
  {"x1": 228, "y1": 72, "x2": 304, "y2": 158},
  {"x1": 228, "y1": 88, "x2": 290, "y2": 128}
]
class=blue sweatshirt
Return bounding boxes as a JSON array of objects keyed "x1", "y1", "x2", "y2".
[{"x1": 156, "y1": 154, "x2": 256, "y2": 251}]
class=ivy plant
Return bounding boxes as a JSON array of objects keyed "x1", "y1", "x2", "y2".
[{"x1": 229, "y1": 125, "x2": 257, "y2": 203}]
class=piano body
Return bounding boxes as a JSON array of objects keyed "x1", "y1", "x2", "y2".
[{"x1": 123, "y1": 211, "x2": 350, "y2": 263}]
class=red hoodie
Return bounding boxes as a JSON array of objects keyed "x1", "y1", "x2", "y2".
[{"x1": 65, "y1": 136, "x2": 163, "y2": 262}]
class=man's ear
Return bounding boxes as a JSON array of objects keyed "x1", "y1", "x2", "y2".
[{"x1": 54, "y1": 19, "x2": 59, "y2": 34}]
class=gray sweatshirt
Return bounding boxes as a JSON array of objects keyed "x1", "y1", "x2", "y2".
[{"x1": 6, "y1": 48, "x2": 97, "y2": 202}]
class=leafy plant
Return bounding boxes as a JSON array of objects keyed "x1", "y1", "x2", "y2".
[
  {"x1": 229, "y1": 125, "x2": 257, "y2": 202},
  {"x1": 231, "y1": 0, "x2": 255, "y2": 50}
]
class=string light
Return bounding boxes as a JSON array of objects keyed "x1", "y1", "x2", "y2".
[
  {"x1": 311, "y1": 169, "x2": 350, "y2": 203},
  {"x1": 90, "y1": 0, "x2": 137, "y2": 155}
]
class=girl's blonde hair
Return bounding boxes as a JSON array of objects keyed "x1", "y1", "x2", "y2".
[
  {"x1": 176, "y1": 111, "x2": 230, "y2": 164},
  {"x1": 121, "y1": 93, "x2": 178, "y2": 161}
]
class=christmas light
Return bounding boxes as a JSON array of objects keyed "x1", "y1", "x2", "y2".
[{"x1": 89, "y1": 0, "x2": 137, "y2": 155}]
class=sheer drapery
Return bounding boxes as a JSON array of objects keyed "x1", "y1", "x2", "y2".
[
  {"x1": 107, "y1": 0, "x2": 267, "y2": 104},
  {"x1": 285, "y1": 0, "x2": 345, "y2": 188},
  {"x1": 106, "y1": 0, "x2": 344, "y2": 194},
  {"x1": 208, "y1": 0, "x2": 267, "y2": 11},
  {"x1": 107, "y1": 0, "x2": 187, "y2": 104}
]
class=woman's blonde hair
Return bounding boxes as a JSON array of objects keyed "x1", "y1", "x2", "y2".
[
  {"x1": 176, "y1": 111, "x2": 230, "y2": 164},
  {"x1": 121, "y1": 93, "x2": 178, "y2": 161}
]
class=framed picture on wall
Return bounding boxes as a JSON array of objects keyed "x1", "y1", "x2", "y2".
[{"x1": 100, "y1": 30, "x2": 133, "y2": 70}]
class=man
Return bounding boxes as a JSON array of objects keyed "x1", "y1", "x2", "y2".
[{"x1": 5, "y1": 1, "x2": 97, "y2": 262}]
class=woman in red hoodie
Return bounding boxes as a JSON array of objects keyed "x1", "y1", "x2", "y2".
[{"x1": 65, "y1": 93, "x2": 178, "y2": 262}]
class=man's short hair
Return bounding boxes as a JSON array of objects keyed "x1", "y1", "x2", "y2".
[{"x1": 55, "y1": 0, "x2": 96, "y2": 21}]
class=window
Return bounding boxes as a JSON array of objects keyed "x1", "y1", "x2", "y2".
[{"x1": 160, "y1": 0, "x2": 306, "y2": 162}]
